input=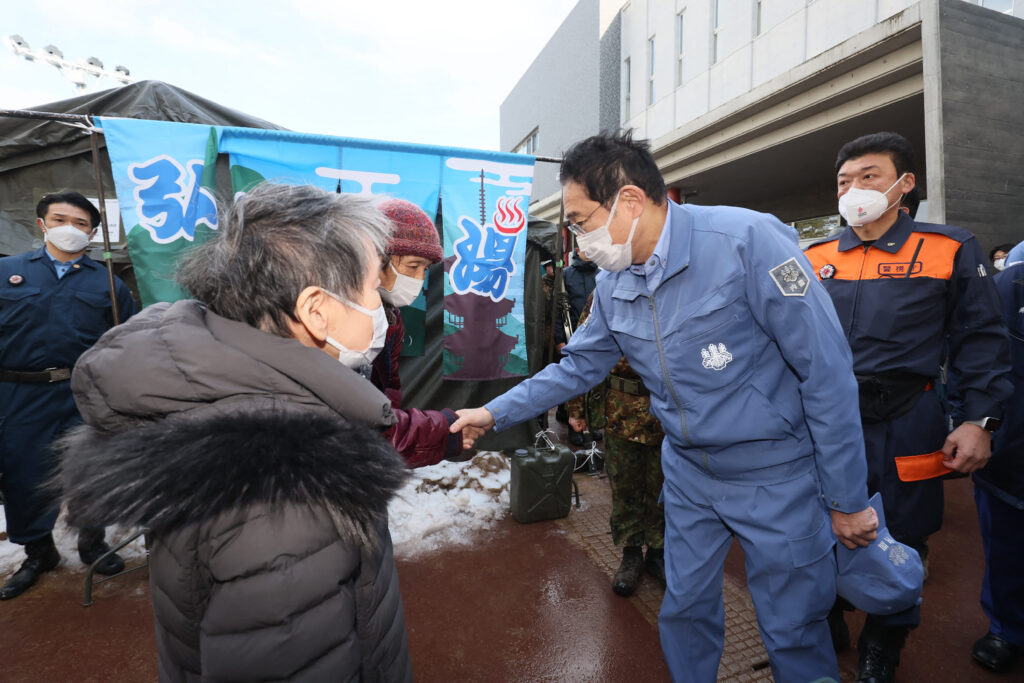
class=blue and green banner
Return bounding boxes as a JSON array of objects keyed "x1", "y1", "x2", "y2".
[{"x1": 99, "y1": 117, "x2": 535, "y2": 380}]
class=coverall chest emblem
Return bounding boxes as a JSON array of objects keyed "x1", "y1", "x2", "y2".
[
  {"x1": 701, "y1": 343, "x2": 733, "y2": 371},
  {"x1": 769, "y1": 258, "x2": 810, "y2": 296}
]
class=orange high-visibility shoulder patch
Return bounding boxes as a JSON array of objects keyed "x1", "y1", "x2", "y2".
[{"x1": 804, "y1": 232, "x2": 960, "y2": 282}]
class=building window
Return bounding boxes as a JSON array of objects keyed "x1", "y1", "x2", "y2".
[
  {"x1": 754, "y1": 0, "x2": 763, "y2": 36},
  {"x1": 676, "y1": 10, "x2": 686, "y2": 86},
  {"x1": 623, "y1": 57, "x2": 631, "y2": 120},
  {"x1": 712, "y1": 0, "x2": 722, "y2": 64},
  {"x1": 980, "y1": 0, "x2": 1013, "y2": 13},
  {"x1": 647, "y1": 36, "x2": 655, "y2": 105},
  {"x1": 513, "y1": 129, "x2": 538, "y2": 155}
]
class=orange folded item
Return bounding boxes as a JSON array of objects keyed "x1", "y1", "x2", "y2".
[{"x1": 894, "y1": 450, "x2": 954, "y2": 482}]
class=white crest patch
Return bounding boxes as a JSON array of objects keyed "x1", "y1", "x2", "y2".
[
  {"x1": 701, "y1": 343, "x2": 733, "y2": 371},
  {"x1": 769, "y1": 257, "x2": 810, "y2": 296},
  {"x1": 888, "y1": 544, "x2": 909, "y2": 567}
]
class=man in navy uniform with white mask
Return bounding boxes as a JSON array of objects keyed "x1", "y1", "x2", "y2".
[
  {"x1": 805, "y1": 132, "x2": 1012, "y2": 682},
  {"x1": 0, "y1": 191, "x2": 136, "y2": 600},
  {"x1": 452, "y1": 132, "x2": 878, "y2": 682}
]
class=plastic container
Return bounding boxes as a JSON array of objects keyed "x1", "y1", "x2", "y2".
[{"x1": 509, "y1": 445, "x2": 575, "y2": 523}]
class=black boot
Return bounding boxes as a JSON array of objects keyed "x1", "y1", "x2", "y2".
[
  {"x1": 972, "y1": 632, "x2": 1023, "y2": 672},
  {"x1": 645, "y1": 547, "x2": 666, "y2": 589},
  {"x1": 612, "y1": 546, "x2": 644, "y2": 597},
  {"x1": 857, "y1": 619, "x2": 908, "y2": 683},
  {"x1": 78, "y1": 528, "x2": 125, "y2": 576},
  {"x1": 828, "y1": 601, "x2": 851, "y2": 652},
  {"x1": 0, "y1": 534, "x2": 61, "y2": 600}
]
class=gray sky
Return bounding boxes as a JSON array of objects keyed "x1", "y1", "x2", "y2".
[{"x1": 1, "y1": 0, "x2": 577, "y2": 151}]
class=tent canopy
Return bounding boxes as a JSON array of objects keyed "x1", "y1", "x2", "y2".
[{"x1": 0, "y1": 80, "x2": 283, "y2": 256}]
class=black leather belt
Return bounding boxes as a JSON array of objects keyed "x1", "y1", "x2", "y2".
[
  {"x1": 608, "y1": 375, "x2": 649, "y2": 396},
  {"x1": 0, "y1": 367, "x2": 72, "y2": 383}
]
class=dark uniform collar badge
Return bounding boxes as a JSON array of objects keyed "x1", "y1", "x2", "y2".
[{"x1": 819, "y1": 264, "x2": 836, "y2": 280}]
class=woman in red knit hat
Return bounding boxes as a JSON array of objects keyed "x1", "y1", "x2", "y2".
[{"x1": 374, "y1": 198, "x2": 481, "y2": 467}]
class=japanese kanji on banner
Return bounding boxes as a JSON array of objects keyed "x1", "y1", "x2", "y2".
[
  {"x1": 441, "y1": 158, "x2": 533, "y2": 380},
  {"x1": 98, "y1": 117, "x2": 535, "y2": 379}
]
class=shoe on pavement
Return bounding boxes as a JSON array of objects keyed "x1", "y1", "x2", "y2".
[
  {"x1": 0, "y1": 535, "x2": 61, "y2": 600},
  {"x1": 972, "y1": 632, "x2": 1022, "y2": 673},
  {"x1": 79, "y1": 529, "x2": 126, "y2": 576},
  {"x1": 612, "y1": 546, "x2": 644, "y2": 597}
]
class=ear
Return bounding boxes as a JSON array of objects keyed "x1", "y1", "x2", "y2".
[
  {"x1": 292, "y1": 286, "x2": 338, "y2": 343},
  {"x1": 900, "y1": 173, "x2": 916, "y2": 194},
  {"x1": 618, "y1": 185, "x2": 647, "y2": 219},
  {"x1": 37, "y1": 217, "x2": 46, "y2": 232}
]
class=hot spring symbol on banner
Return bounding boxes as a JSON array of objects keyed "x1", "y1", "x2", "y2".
[{"x1": 443, "y1": 158, "x2": 532, "y2": 381}]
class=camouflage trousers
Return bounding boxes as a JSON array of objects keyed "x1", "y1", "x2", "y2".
[{"x1": 605, "y1": 433, "x2": 665, "y2": 549}]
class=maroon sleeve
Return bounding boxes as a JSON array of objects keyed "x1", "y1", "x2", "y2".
[
  {"x1": 372, "y1": 308, "x2": 404, "y2": 409},
  {"x1": 384, "y1": 407, "x2": 462, "y2": 468}
]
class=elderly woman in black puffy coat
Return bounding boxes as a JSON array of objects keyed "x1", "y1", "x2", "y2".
[{"x1": 58, "y1": 183, "x2": 413, "y2": 682}]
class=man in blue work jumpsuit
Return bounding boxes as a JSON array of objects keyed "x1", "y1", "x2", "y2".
[
  {"x1": 0, "y1": 191, "x2": 137, "y2": 600},
  {"x1": 451, "y1": 132, "x2": 878, "y2": 682},
  {"x1": 969, "y1": 261, "x2": 1024, "y2": 673},
  {"x1": 805, "y1": 132, "x2": 1012, "y2": 682}
]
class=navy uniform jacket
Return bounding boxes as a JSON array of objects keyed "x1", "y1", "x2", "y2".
[
  {"x1": 804, "y1": 213, "x2": 1012, "y2": 422},
  {"x1": 974, "y1": 262, "x2": 1024, "y2": 508},
  {"x1": 0, "y1": 247, "x2": 136, "y2": 372},
  {"x1": 488, "y1": 201, "x2": 869, "y2": 513}
]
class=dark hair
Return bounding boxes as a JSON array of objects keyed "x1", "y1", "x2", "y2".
[
  {"x1": 990, "y1": 244, "x2": 1015, "y2": 261},
  {"x1": 902, "y1": 186, "x2": 920, "y2": 219},
  {"x1": 36, "y1": 191, "x2": 101, "y2": 227},
  {"x1": 177, "y1": 183, "x2": 391, "y2": 338},
  {"x1": 835, "y1": 132, "x2": 916, "y2": 177},
  {"x1": 559, "y1": 130, "x2": 667, "y2": 206}
]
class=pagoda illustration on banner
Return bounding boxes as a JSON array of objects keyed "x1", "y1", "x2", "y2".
[{"x1": 443, "y1": 171, "x2": 524, "y2": 380}]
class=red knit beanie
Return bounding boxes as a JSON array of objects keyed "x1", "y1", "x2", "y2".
[{"x1": 379, "y1": 198, "x2": 443, "y2": 263}]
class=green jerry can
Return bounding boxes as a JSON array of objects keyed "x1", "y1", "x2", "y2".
[{"x1": 509, "y1": 444, "x2": 575, "y2": 524}]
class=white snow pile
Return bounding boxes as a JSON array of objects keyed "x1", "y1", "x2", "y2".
[
  {"x1": 388, "y1": 451, "x2": 510, "y2": 558},
  {"x1": 1, "y1": 451, "x2": 511, "y2": 574}
]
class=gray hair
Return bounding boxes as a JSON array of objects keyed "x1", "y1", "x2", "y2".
[{"x1": 178, "y1": 182, "x2": 392, "y2": 337}]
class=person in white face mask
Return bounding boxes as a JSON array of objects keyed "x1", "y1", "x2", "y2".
[
  {"x1": 0, "y1": 191, "x2": 137, "y2": 601},
  {"x1": 452, "y1": 131, "x2": 879, "y2": 683},
  {"x1": 372, "y1": 198, "x2": 484, "y2": 467},
  {"x1": 989, "y1": 244, "x2": 1014, "y2": 272},
  {"x1": 805, "y1": 132, "x2": 1013, "y2": 683},
  {"x1": 54, "y1": 183, "x2": 416, "y2": 681}
]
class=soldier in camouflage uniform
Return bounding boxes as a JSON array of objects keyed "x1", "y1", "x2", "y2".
[{"x1": 569, "y1": 293, "x2": 666, "y2": 597}]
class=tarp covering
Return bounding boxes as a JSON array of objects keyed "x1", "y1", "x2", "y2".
[{"x1": 0, "y1": 80, "x2": 283, "y2": 258}]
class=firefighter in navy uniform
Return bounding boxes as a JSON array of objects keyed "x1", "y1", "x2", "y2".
[
  {"x1": 0, "y1": 191, "x2": 137, "y2": 600},
  {"x1": 805, "y1": 132, "x2": 1013, "y2": 683}
]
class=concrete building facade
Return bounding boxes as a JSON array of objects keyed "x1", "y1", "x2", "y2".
[{"x1": 503, "y1": 0, "x2": 1024, "y2": 252}]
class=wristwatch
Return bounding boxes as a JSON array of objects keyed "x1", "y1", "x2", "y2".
[{"x1": 965, "y1": 417, "x2": 1001, "y2": 432}]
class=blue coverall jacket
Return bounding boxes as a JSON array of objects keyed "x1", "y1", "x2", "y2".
[
  {"x1": 0, "y1": 247, "x2": 136, "y2": 543},
  {"x1": 488, "y1": 200, "x2": 869, "y2": 682}
]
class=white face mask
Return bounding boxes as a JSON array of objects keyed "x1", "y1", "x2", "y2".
[
  {"x1": 838, "y1": 174, "x2": 908, "y2": 227},
  {"x1": 575, "y1": 191, "x2": 639, "y2": 272},
  {"x1": 44, "y1": 224, "x2": 92, "y2": 253},
  {"x1": 993, "y1": 258, "x2": 1006, "y2": 271},
  {"x1": 379, "y1": 263, "x2": 425, "y2": 308},
  {"x1": 322, "y1": 289, "x2": 389, "y2": 369}
]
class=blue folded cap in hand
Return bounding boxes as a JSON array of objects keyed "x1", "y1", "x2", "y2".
[{"x1": 835, "y1": 492, "x2": 924, "y2": 615}]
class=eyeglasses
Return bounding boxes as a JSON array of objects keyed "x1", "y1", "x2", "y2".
[{"x1": 566, "y1": 203, "x2": 603, "y2": 236}]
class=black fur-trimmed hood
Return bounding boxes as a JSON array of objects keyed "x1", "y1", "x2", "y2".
[{"x1": 58, "y1": 406, "x2": 409, "y2": 535}]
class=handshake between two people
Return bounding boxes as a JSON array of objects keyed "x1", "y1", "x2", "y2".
[{"x1": 450, "y1": 407, "x2": 496, "y2": 452}]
